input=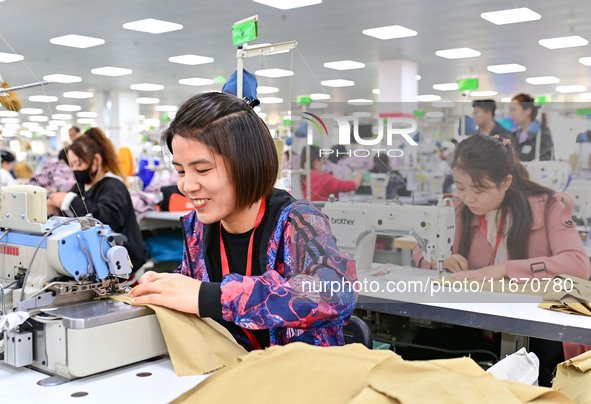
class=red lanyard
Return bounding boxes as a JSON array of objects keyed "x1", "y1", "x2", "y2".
[
  {"x1": 219, "y1": 198, "x2": 266, "y2": 350},
  {"x1": 480, "y1": 213, "x2": 506, "y2": 265}
]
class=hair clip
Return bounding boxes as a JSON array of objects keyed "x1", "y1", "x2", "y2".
[
  {"x1": 242, "y1": 96, "x2": 260, "y2": 109},
  {"x1": 492, "y1": 134, "x2": 511, "y2": 146}
]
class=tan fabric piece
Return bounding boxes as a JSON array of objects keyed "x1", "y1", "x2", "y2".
[
  {"x1": 112, "y1": 294, "x2": 246, "y2": 375},
  {"x1": 553, "y1": 350, "x2": 591, "y2": 404},
  {"x1": 171, "y1": 342, "x2": 573, "y2": 404},
  {"x1": 538, "y1": 275, "x2": 591, "y2": 316},
  {"x1": 0, "y1": 82, "x2": 22, "y2": 112}
]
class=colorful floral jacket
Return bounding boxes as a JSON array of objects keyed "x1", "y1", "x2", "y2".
[{"x1": 176, "y1": 189, "x2": 358, "y2": 348}]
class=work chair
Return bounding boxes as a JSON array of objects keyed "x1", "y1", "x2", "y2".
[{"x1": 343, "y1": 315, "x2": 373, "y2": 349}]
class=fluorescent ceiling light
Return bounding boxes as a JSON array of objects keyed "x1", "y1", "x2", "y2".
[
  {"x1": 415, "y1": 75, "x2": 422, "y2": 80},
  {"x1": 525, "y1": 76, "x2": 560, "y2": 85},
  {"x1": 539, "y1": 36, "x2": 588, "y2": 49},
  {"x1": 323, "y1": 60, "x2": 365, "y2": 70},
  {"x1": 320, "y1": 79, "x2": 355, "y2": 87},
  {"x1": 581, "y1": 93, "x2": 591, "y2": 100},
  {"x1": 0, "y1": 111, "x2": 18, "y2": 117},
  {"x1": 43, "y1": 74, "x2": 81, "y2": 83},
  {"x1": 51, "y1": 114, "x2": 72, "y2": 120},
  {"x1": 136, "y1": 97, "x2": 160, "y2": 104},
  {"x1": 257, "y1": 86, "x2": 279, "y2": 94},
  {"x1": 579, "y1": 57, "x2": 591, "y2": 66},
  {"x1": 352, "y1": 112, "x2": 372, "y2": 118},
  {"x1": 56, "y1": 104, "x2": 82, "y2": 112},
  {"x1": 435, "y1": 48, "x2": 481, "y2": 59},
  {"x1": 1, "y1": 118, "x2": 20, "y2": 124},
  {"x1": 471, "y1": 90, "x2": 498, "y2": 96},
  {"x1": 77, "y1": 112, "x2": 97, "y2": 118},
  {"x1": 22, "y1": 122, "x2": 40, "y2": 128},
  {"x1": 91, "y1": 66, "x2": 133, "y2": 76},
  {"x1": 252, "y1": 0, "x2": 322, "y2": 10},
  {"x1": 372, "y1": 89, "x2": 381, "y2": 95},
  {"x1": 29, "y1": 95, "x2": 58, "y2": 103},
  {"x1": 309, "y1": 102, "x2": 328, "y2": 109},
  {"x1": 347, "y1": 99, "x2": 373, "y2": 105},
  {"x1": 63, "y1": 91, "x2": 94, "y2": 99},
  {"x1": 0, "y1": 52, "x2": 24, "y2": 63},
  {"x1": 487, "y1": 63, "x2": 526, "y2": 74},
  {"x1": 556, "y1": 85, "x2": 587, "y2": 93},
  {"x1": 433, "y1": 83, "x2": 459, "y2": 91},
  {"x1": 123, "y1": 18, "x2": 182, "y2": 34},
  {"x1": 258, "y1": 97, "x2": 284, "y2": 104},
  {"x1": 500, "y1": 97, "x2": 512, "y2": 102},
  {"x1": 362, "y1": 25, "x2": 417, "y2": 40},
  {"x1": 155, "y1": 105, "x2": 178, "y2": 112},
  {"x1": 168, "y1": 54, "x2": 214, "y2": 65},
  {"x1": 416, "y1": 95, "x2": 441, "y2": 102},
  {"x1": 77, "y1": 118, "x2": 96, "y2": 125},
  {"x1": 49, "y1": 120, "x2": 67, "y2": 126},
  {"x1": 255, "y1": 68, "x2": 294, "y2": 78},
  {"x1": 178, "y1": 78, "x2": 214, "y2": 86},
  {"x1": 19, "y1": 108, "x2": 44, "y2": 115},
  {"x1": 50, "y1": 34, "x2": 105, "y2": 49},
  {"x1": 480, "y1": 7, "x2": 541, "y2": 25},
  {"x1": 310, "y1": 93, "x2": 331, "y2": 100},
  {"x1": 130, "y1": 83, "x2": 165, "y2": 91}
]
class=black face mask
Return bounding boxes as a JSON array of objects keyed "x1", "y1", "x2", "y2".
[{"x1": 73, "y1": 169, "x2": 92, "y2": 185}]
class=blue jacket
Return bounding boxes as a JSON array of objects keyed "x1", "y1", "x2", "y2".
[{"x1": 176, "y1": 189, "x2": 357, "y2": 349}]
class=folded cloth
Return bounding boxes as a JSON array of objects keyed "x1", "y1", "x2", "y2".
[
  {"x1": 170, "y1": 342, "x2": 572, "y2": 404},
  {"x1": 538, "y1": 274, "x2": 591, "y2": 316},
  {"x1": 112, "y1": 294, "x2": 246, "y2": 375},
  {"x1": 553, "y1": 350, "x2": 591, "y2": 404}
]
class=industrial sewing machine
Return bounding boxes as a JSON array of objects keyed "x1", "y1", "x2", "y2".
[
  {"x1": 0, "y1": 185, "x2": 166, "y2": 384},
  {"x1": 523, "y1": 160, "x2": 571, "y2": 192},
  {"x1": 322, "y1": 197, "x2": 455, "y2": 276},
  {"x1": 566, "y1": 179, "x2": 591, "y2": 226}
]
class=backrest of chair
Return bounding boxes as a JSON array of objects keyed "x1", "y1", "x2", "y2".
[{"x1": 343, "y1": 315, "x2": 372, "y2": 349}]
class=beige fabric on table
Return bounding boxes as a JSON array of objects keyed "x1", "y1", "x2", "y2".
[
  {"x1": 112, "y1": 294, "x2": 246, "y2": 375},
  {"x1": 553, "y1": 350, "x2": 591, "y2": 404},
  {"x1": 171, "y1": 342, "x2": 573, "y2": 404},
  {"x1": 538, "y1": 275, "x2": 591, "y2": 316}
]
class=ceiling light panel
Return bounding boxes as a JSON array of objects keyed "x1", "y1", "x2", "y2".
[
  {"x1": 122, "y1": 18, "x2": 183, "y2": 34},
  {"x1": 178, "y1": 78, "x2": 214, "y2": 86},
  {"x1": 256, "y1": 86, "x2": 279, "y2": 94},
  {"x1": 77, "y1": 112, "x2": 97, "y2": 118},
  {"x1": 168, "y1": 54, "x2": 214, "y2": 65},
  {"x1": 136, "y1": 97, "x2": 160, "y2": 104},
  {"x1": 91, "y1": 67, "x2": 133, "y2": 76},
  {"x1": 258, "y1": 97, "x2": 284, "y2": 104},
  {"x1": 362, "y1": 25, "x2": 417, "y2": 40},
  {"x1": 29, "y1": 95, "x2": 58, "y2": 103},
  {"x1": 255, "y1": 68, "x2": 294, "y2": 78},
  {"x1": 310, "y1": 93, "x2": 331, "y2": 100},
  {"x1": 252, "y1": 0, "x2": 322, "y2": 10},
  {"x1": 480, "y1": 7, "x2": 541, "y2": 25},
  {"x1": 43, "y1": 74, "x2": 82, "y2": 83},
  {"x1": 323, "y1": 60, "x2": 365, "y2": 70},
  {"x1": 63, "y1": 91, "x2": 94, "y2": 99},
  {"x1": 435, "y1": 48, "x2": 481, "y2": 59},
  {"x1": 19, "y1": 108, "x2": 44, "y2": 115},
  {"x1": 471, "y1": 90, "x2": 498, "y2": 96},
  {"x1": 0, "y1": 52, "x2": 24, "y2": 63},
  {"x1": 51, "y1": 114, "x2": 72, "y2": 120},
  {"x1": 487, "y1": 64, "x2": 526, "y2": 73},
  {"x1": 556, "y1": 85, "x2": 586, "y2": 93},
  {"x1": 320, "y1": 79, "x2": 355, "y2": 87},
  {"x1": 130, "y1": 83, "x2": 165, "y2": 91},
  {"x1": 539, "y1": 36, "x2": 588, "y2": 49},
  {"x1": 525, "y1": 76, "x2": 560, "y2": 85},
  {"x1": 433, "y1": 83, "x2": 459, "y2": 91},
  {"x1": 579, "y1": 57, "x2": 591, "y2": 66},
  {"x1": 56, "y1": 104, "x2": 82, "y2": 112},
  {"x1": 50, "y1": 34, "x2": 105, "y2": 48},
  {"x1": 347, "y1": 99, "x2": 373, "y2": 105}
]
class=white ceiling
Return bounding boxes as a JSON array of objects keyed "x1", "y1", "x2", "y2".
[{"x1": 1, "y1": 0, "x2": 590, "y2": 136}]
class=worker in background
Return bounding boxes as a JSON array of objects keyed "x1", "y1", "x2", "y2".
[
  {"x1": 129, "y1": 92, "x2": 357, "y2": 351},
  {"x1": 413, "y1": 134, "x2": 590, "y2": 385},
  {"x1": 508, "y1": 93, "x2": 554, "y2": 161},
  {"x1": 0, "y1": 149, "x2": 17, "y2": 187},
  {"x1": 472, "y1": 99, "x2": 511, "y2": 138},
  {"x1": 300, "y1": 145, "x2": 364, "y2": 201},
  {"x1": 46, "y1": 127, "x2": 148, "y2": 271}
]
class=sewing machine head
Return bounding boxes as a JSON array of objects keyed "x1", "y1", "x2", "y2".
[
  {"x1": 0, "y1": 185, "x2": 132, "y2": 312},
  {"x1": 523, "y1": 160, "x2": 571, "y2": 192},
  {"x1": 321, "y1": 196, "x2": 455, "y2": 272}
]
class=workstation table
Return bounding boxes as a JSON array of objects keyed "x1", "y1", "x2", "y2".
[
  {"x1": 139, "y1": 210, "x2": 191, "y2": 231},
  {"x1": 356, "y1": 265, "x2": 591, "y2": 356},
  {"x1": 0, "y1": 357, "x2": 205, "y2": 403}
]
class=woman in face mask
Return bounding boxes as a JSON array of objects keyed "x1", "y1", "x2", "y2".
[{"x1": 47, "y1": 127, "x2": 148, "y2": 270}]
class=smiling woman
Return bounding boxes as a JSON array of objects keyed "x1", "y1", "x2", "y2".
[{"x1": 128, "y1": 92, "x2": 357, "y2": 351}]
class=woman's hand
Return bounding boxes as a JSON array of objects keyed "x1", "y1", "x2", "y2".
[
  {"x1": 451, "y1": 263, "x2": 507, "y2": 282},
  {"x1": 432, "y1": 254, "x2": 468, "y2": 273},
  {"x1": 128, "y1": 271, "x2": 202, "y2": 315},
  {"x1": 47, "y1": 192, "x2": 67, "y2": 212}
]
